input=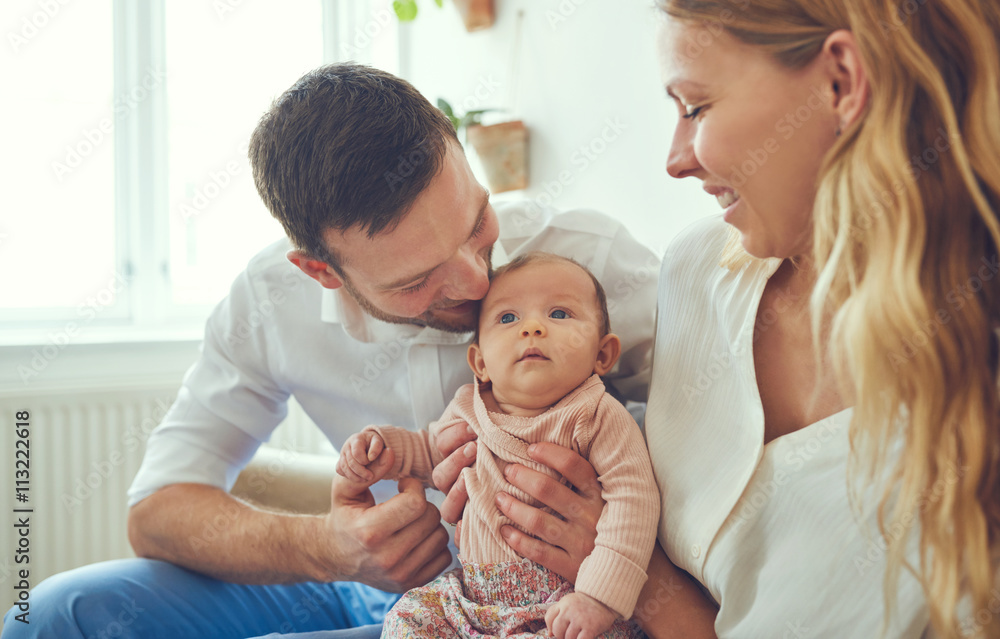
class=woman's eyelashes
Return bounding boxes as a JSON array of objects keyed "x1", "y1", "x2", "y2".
[
  {"x1": 682, "y1": 104, "x2": 706, "y2": 120},
  {"x1": 668, "y1": 92, "x2": 708, "y2": 121}
]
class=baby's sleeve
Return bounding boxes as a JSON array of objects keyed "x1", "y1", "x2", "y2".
[
  {"x1": 363, "y1": 425, "x2": 436, "y2": 484},
  {"x1": 367, "y1": 388, "x2": 472, "y2": 485},
  {"x1": 574, "y1": 394, "x2": 662, "y2": 620}
]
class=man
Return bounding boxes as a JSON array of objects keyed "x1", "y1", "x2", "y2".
[{"x1": 3, "y1": 63, "x2": 658, "y2": 638}]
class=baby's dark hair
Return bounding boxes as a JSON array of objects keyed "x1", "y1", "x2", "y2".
[{"x1": 474, "y1": 251, "x2": 611, "y2": 343}]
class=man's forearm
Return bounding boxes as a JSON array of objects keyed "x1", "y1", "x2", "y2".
[{"x1": 128, "y1": 483, "x2": 332, "y2": 584}]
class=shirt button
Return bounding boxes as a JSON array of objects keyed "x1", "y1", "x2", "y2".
[{"x1": 691, "y1": 545, "x2": 701, "y2": 558}]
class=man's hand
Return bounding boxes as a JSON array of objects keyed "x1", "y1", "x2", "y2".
[
  {"x1": 431, "y1": 421, "x2": 477, "y2": 524},
  {"x1": 336, "y1": 429, "x2": 386, "y2": 482},
  {"x1": 545, "y1": 592, "x2": 618, "y2": 639},
  {"x1": 319, "y1": 449, "x2": 452, "y2": 592},
  {"x1": 494, "y1": 442, "x2": 603, "y2": 583}
]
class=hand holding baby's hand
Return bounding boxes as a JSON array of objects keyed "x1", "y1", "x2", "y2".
[
  {"x1": 545, "y1": 592, "x2": 618, "y2": 639},
  {"x1": 336, "y1": 430, "x2": 386, "y2": 483}
]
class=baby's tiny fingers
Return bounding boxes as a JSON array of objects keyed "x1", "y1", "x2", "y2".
[
  {"x1": 367, "y1": 434, "x2": 384, "y2": 461},
  {"x1": 349, "y1": 437, "x2": 367, "y2": 461},
  {"x1": 545, "y1": 605, "x2": 564, "y2": 639},
  {"x1": 346, "y1": 455, "x2": 373, "y2": 482}
]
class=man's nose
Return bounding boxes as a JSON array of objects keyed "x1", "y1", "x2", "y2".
[{"x1": 444, "y1": 248, "x2": 490, "y2": 301}]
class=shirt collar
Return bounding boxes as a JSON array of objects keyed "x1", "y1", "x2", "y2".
[{"x1": 320, "y1": 240, "x2": 511, "y2": 345}]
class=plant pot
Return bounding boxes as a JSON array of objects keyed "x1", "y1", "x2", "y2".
[
  {"x1": 466, "y1": 120, "x2": 528, "y2": 193},
  {"x1": 452, "y1": 0, "x2": 495, "y2": 31}
]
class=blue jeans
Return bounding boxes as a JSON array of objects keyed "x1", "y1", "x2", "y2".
[{"x1": 1, "y1": 558, "x2": 396, "y2": 639}]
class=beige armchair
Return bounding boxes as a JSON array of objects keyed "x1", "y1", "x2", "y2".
[{"x1": 231, "y1": 446, "x2": 337, "y2": 514}]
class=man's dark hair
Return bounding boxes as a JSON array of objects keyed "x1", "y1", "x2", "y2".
[
  {"x1": 474, "y1": 252, "x2": 612, "y2": 342},
  {"x1": 248, "y1": 63, "x2": 459, "y2": 271}
]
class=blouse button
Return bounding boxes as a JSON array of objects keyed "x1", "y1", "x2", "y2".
[{"x1": 691, "y1": 545, "x2": 701, "y2": 558}]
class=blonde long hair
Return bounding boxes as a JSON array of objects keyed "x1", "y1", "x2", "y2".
[{"x1": 656, "y1": 1, "x2": 1000, "y2": 636}]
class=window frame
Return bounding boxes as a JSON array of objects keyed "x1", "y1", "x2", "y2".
[{"x1": 3, "y1": 0, "x2": 399, "y2": 345}]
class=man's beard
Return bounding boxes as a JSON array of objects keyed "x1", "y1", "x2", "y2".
[{"x1": 339, "y1": 247, "x2": 493, "y2": 334}]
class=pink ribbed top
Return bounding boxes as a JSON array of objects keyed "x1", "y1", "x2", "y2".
[{"x1": 368, "y1": 374, "x2": 660, "y2": 618}]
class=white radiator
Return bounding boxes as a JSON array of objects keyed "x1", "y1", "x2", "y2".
[{"x1": 0, "y1": 384, "x2": 329, "y2": 626}]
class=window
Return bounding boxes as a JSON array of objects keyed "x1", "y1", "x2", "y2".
[
  {"x1": 164, "y1": 1, "x2": 323, "y2": 308},
  {"x1": 2, "y1": 1, "x2": 117, "y2": 322},
  {"x1": 2, "y1": 0, "x2": 399, "y2": 340}
]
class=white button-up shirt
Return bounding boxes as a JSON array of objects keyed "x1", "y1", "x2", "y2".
[
  {"x1": 128, "y1": 202, "x2": 660, "y2": 507},
  {"x1": 645, "y1": 215, "x2": 933, "y2": 637}
]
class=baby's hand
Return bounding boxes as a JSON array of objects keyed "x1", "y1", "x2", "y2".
[
  {"x1": 336, "y1": 430, "x2": 386, "y2": 483},
  {"x1": 545, "y1": 592, "x2": 618, "y2": 639}
]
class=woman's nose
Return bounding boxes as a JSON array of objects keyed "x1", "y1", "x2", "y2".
[{"x1": 666, "y1": 121, "x2": 700, "y2": 179}]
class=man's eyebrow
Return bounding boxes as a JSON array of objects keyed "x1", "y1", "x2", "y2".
[{"x1": 379, "y1": 189, "x2": 491, "y2": 291}]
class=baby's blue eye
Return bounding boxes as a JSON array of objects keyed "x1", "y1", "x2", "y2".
[
  {"x1": 550, "y1": 310, "x2": 568, "y2": 319},
  {"x1": 500, "y1": 313, "x2": 518, "y2": 324}
]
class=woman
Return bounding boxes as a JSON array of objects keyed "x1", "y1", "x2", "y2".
[{"x1": 503, "y1": 1, "x2": 1000, "y2": 638}]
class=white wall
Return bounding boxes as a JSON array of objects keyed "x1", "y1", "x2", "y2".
[{"x1": 399, "y1": 0, "x2": 718, "y2": 257}]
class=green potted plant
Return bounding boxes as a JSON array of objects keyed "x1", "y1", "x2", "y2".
[
  {"x1": 438, "y1": 98, "x2": 528, "y2": 194},
  {"x1": 393, "y1": 0, "x2": 495, "y2": 32}
]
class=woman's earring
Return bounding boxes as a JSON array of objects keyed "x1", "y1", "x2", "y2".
[{"x1": 835, "y1": 121, "x2": 844, "y2": 137}]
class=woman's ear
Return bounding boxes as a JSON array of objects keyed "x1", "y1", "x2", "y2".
[
  {"x1": 823, "y1": 29, "x2": 870, "y2": 131},
  {"x1": 467, "y1": 344, "x2": 490, "y2": 383},
  {"x1": 593, "y1": 333, "x2": 622, "y2": 376},
  {"x1": 286, "y1": 250, "x2": 344, "y2": 289}
]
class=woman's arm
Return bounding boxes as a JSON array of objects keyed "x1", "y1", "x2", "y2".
[
  {"x1": 633, "y1": 542, "x2": 718, "y2": 638},
  {"x1": 499, "y1": 443, "x2": 719, "y2": 636}
]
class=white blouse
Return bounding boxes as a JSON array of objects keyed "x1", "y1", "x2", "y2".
[{"x1": 644, "y1": 215, "x2": 931, "y2": 637}]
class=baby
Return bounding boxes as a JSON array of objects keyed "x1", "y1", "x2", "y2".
[{"x1": 337, "y1": 251, "x2": 660, "y2": 639}]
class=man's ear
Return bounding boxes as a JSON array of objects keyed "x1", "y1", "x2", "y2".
[
  {"x1": 467, "y1": 343, "x2": 490, "y2": 383},
  {"x1": 593, "y1": 333, "x2": 622, "y2": 376},
  {"x1": 287, "y1": 250, "x2": 344, "y2": 290},
  {"x1": 823, "y1": 29, "x2": 870, "y2": 132}
]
